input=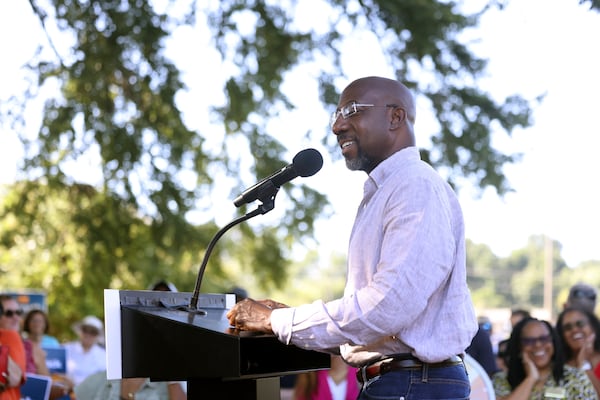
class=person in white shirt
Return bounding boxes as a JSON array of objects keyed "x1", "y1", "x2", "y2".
[
  {"x1": 63, "y1": 315, "x2": 106, "y2": 386},
  {"x1": 226, "y1": 76, "x2": 477, "y2": 399}
]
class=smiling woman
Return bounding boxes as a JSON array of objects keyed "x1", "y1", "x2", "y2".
[
  {"x1": 556, "y1": 307, "x2": 600, "y2": 397},
  {"x1": 492, "y1": 317, "x2": 595, "y2": 399}
]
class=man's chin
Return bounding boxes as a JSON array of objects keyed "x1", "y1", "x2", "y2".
[
  {"x1": 345, "y1": 158, "x2": 361, "y2": 171},
  {"x1": 345, "y1": 154, "x2": 371, "y2": 172}
]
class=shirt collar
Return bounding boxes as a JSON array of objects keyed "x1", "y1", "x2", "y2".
[{"x1": 367, "y1": 146, "x2": 420, "y2": 189}]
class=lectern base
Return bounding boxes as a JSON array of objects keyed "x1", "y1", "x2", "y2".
[{"x1": 187, "y1": 376, "x2": 281, "y2": 400}]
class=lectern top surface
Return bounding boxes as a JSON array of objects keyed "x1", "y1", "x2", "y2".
[
  {"x1": 127, "y1": 305, "x2": 234, "y2": 334},
  {"x1": 118, "y1": 291, "x2": 267, "y2": 338}
]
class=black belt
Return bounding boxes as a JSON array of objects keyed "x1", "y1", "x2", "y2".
[{"x1": 357, "y1": 354, "x2": 464, "y2": 384}]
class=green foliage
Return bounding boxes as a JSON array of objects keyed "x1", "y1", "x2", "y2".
[
  {"x1": 27, "y1": 0, "x2": 210, "y2": 218},
  {"x1": 555, "y1": 259, "x2": 600, "y2": 314},
  {"x1": 268, "y1": 250, "x2": 348, "y2": 306},
  {"x1": 211, "y1": 0, "x2": 533, "y2": 193},
  {"x1": 0, "y1": 180, "x2": 214, "y2": 338},
  {"x1": 466, "y1": 240, "x2": 506, "y2": 307},
  {"x1": 1, "y1": 0, "x2": 539, "y2": 337},
  {"x1": 580, "y1": 0, "x2": 600, "y2": 11},
  {"x1": 466, "y1": 235, "x2": 600, "y2": 318}
]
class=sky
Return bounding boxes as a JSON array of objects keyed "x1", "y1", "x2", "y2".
[
  {"x1": 454, "y1": 0, "x2": 600, "y2": 266},
  {"x1": 1, "y1": 0, "x2": 599, "y2": 268}
]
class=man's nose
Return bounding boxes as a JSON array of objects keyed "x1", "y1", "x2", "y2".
[{"x1": 331, "y1": 116, "x2": 348, "y2": 135}]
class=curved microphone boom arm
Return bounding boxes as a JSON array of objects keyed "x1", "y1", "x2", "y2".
[
  {"x1": 187, "y1": 148, "x2": 323, "y2": 312},
  {"x1": 188, "y1": 184, "x2": 279, "y2": 311}
]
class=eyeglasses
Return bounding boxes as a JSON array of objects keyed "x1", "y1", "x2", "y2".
[
  {"x1": 562, "y1": 319, "x2": 588, "y2": 332},
  {"x1": 2, "y1": 309, "x2": 23, "y2": 318},
  {"x1": 520, "y1": 334, "x2": 552, "y2": 347},
  {"x1": 81, "y1": 326, "x2": 100, "y2": 336},
  {"x1": 330, "y1": 102, "x2": 398, "y2": 129}
]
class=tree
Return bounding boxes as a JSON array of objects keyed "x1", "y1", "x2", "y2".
[
  {"x1": 555, "y1": 259, "x2": 600, "y2": 314},
  {"x1": 210, "y1": 0, "x2": 532, "y2": 193},
  {"x1": 0, "y1": 180, "x2": 217, "y2": 337},
  {"x1": 466, "y1": 240, "x2": 506, "y2": 307},
  {"x1": 466, "y1": 234, "x2": 583, "y2": 316},
  {"x1": 1, "y1": 0, "x2": 533, "y2": 327},
  {"x1": 580, "y1": 0, "x2": 600, "y2": 11}
]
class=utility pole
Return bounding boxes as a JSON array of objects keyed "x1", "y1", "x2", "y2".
[{"x1": 544, "y1": 236, "x2": 554, "y2": 321}]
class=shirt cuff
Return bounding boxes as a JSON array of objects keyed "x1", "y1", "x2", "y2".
[{"x1": 271, "y1": 307, "x2": 295, "y2": 345}]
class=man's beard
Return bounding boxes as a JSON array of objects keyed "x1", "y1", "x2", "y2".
[{"x1": 345, "y1": 149, "x2": 373, "y2": 172}]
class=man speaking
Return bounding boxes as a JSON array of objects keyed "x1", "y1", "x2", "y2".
[{"x1": 227, "y1": 76, "x2": 477, "y2": 399}]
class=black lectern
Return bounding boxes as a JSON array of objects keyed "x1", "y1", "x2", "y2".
[{"x1": 104, "y1": 290, "x2": 330, "y2": 400}]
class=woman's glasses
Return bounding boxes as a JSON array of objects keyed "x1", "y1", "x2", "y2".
[
  {"x1": 520, "y1": 334, "x2": 552, "y2": 347},
  {"x1": 562, "y1": 319, "x2": 588, "y2": 332},
  {"x1": 2, "y1": 309, "x2": 23, "y2": 318}
]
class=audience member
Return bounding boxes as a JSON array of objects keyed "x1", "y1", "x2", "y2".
[
  {"x1": 496, "y1": 338, "x2": 509, "y2": 373},
  {"x1": 147, "y1": 279, "x2": 188, "y2": 396},
  {"x1": 149, "y1": 280, "x2": 178, "y2": 292},
  {"x1": 0, "y1": 296, "x2": 73, "y2": 399},
  {"x1": 564, "y1": 283, "x2": 597, "y2": 313},
  {"x1": 492, "y1": 317, "x2": 594, "y2": 399},
  {"x1": 509, "y1": 308, "x2": 531, "y2": 328},
  {"x1": 63, "y1": 315, "x2": 106, "y2": 386},
  {"x1": 0, "y1": 316, "x2": 26, "y2": 400},
  {"x1": 0, "y1": 296, "x2": 37, "y2": 374},
  {"x1": 23, "y1": 308, "x2": 61, "y2": 348},
  {"x1": 495, "y1": 309, "x2": 530, "y2": 370},
  {"x1": 466, "y1": 317, "x2": 499, "y2": 378},
  {"x1": 228, "y1": 286, "x2": 248, "y2": 303},
  {"x1": 556, "y1": 306, "x2": 600, "y2": 396},
  {"x1": 293, "y1": 355, "x2": 359, "y2": 400},
  {"x1": 0, "y1": 330, "x2": 26, "y2": 400},
  {"x1": 74, "y1": 370, "x2": 186, "y2": 400},
  {"x1": 494, "y1": 308, "x2": 532, "y2": 375}
]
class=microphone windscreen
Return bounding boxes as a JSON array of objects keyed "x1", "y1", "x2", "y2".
[{"x1": 292, "y1": 148, "x2": 323, "y2": 177}]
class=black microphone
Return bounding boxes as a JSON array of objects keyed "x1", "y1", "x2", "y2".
[{"x1": 233, "y1": 148, "x2": 323, "y2": 207}]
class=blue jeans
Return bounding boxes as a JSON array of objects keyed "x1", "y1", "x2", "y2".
[{"x1": 358, "y1": 363, "x2": 470, "y2": 400}]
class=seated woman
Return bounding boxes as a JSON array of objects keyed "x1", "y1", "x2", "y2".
[
  {"x1": 556, "y1": 306, "x2": 600, "y2": 397},
  {"x1": 23, "y1": 309, "x2": 60, "y2": 349},
  {"x1": 492, "y1": 317, "x2": 594, "y2": 399}
]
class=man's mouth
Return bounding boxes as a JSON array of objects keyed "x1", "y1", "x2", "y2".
[{"x1": 341, "y1": 140, "x2": 354, "y2": 149}]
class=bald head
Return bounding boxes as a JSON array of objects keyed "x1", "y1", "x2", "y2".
[
  {"x1": 343, "y1": 76, "x2": 416, "y2": 125},
  {"x1": 332, "y1": 76, "x2": 418, "y2": 173}
]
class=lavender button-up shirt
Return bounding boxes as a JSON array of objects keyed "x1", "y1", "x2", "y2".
[{"x1": 271, "y1": 147, "x2": 477, "y2": 365}]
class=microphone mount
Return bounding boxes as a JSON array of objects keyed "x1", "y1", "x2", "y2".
[
  {"x1": 188, "y1": 193, "x2": 278, "y2": 312},
  {"x1": 186, "y1": 148, "x2": 322, "y2": 313}
]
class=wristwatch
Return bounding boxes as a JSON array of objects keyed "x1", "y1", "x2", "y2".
[{"x1": 580, "y1": 361, "x2": 592, "y2": 371}]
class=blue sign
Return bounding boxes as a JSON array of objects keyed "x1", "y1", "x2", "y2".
[
  {"x1": 43, "y1": 346, "x2": 66, "y2": 374},
  {"x1": 0, "y1": 290, "x2": 46, "y2": 313},
  {"x1": 21, "y1": 373, "x2": 52, "y2": 400}
]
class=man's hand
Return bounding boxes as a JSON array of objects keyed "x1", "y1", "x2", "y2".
[
  {"x1": 257, "y1": 299, "x2": 289, "y2": 310},
  {"x1": 226, "y1": 298, "x2": 281, "y2": 333}
]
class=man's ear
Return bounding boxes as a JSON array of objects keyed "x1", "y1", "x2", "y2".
[{"x1": 389, "y1": 107, "x2": 407, "y2": 129}]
